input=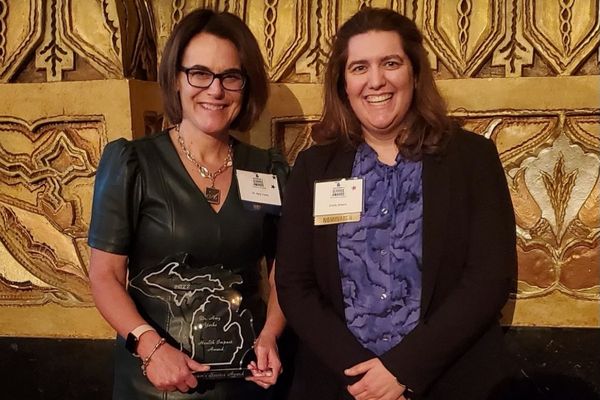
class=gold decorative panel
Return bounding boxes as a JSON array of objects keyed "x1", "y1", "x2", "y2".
[
  {"x1": 0, "y1": 0, "x2": 43, "y2": 81},
  {"x1": 0, "y1": 116, "x2": 106, "y2": 306},
  {"x1": 0, "y1": 1, "x2": 598, "y2": 338},
  {"x1": 424, "y1": 1, "x2": 506, "y2": 77},
  {"x1": 0, "y1": 80, "x2": 162, "y2": 338},
  {"x1": 461, "y1": 111, "x2": 599, "y2": 301},
  {"x1": 523, "y1": 0, "x2": 599, "y2": 75},
  {"x1": 0, "y1": 0, "x2": 156, "y2": 82}
]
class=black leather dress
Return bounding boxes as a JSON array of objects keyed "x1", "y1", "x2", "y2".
[{"x1": 88, "y1": 131, "x2": 288, "y2": 400}]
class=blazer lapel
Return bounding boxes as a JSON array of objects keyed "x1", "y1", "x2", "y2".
[
  {"x1": 322, "y1": 143, "x2": 356, "y2": 180},
  {"x1": 313, "y1": 143, "x2": 449, "y2": 318},
  {"x1": 314, "y1": 144, "x2": 356, "y2": 315},
  {"x1": 421, "y1": 152, "x2": 450, "y2": 318}
]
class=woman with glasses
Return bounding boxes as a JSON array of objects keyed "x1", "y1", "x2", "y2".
[{"x1": 88, "y1": 9, "x2": 288, "y2": 399}]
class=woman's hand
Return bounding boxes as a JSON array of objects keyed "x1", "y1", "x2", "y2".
[
  {"x1": 245, "y1": 331, "x2": 282, "y2": 389},
  {"x1": 345, "y1": 358, "x2": 406, "y2": 400},
  {"x1": 139, "y1": 333, "x2": 209, "y2": 393}
]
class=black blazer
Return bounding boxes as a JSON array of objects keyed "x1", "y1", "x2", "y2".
[{"x1": 276, "y1": 130, "x2": 517, "y2": 400}]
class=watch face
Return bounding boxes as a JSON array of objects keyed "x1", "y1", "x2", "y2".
[{"x1": 125, "y1": 332, "x2": 139, "y2": 355}]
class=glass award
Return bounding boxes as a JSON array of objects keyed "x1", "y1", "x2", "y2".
[{"x1": 129, "y1": 253, "x2": 255, "y2": 379}]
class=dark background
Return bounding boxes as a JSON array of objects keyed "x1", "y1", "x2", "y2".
[{"x1": 1, "y1": 327, "x2": 599, "y2": 399}]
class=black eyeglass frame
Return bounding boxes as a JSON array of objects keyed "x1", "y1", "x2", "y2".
[{"x1": 179, "y1": 66, "x2": 247, "y2": 91}]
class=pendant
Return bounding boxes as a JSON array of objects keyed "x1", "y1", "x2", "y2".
[{"x1": 205, "y1": 186, "x2": 221, "y2": 204}]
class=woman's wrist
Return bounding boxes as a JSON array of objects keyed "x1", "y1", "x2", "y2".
[
  {"x1": 135, "y1": 330, "x2": 163, "y2": 359},
  {"x1": 141, "y1": 337, "x2": 166, "y2": 376},
  {"x1": 260, "y1": 315, "x2": 285, "y2": 340},
  {"x1": 257, "y1": 327, "x2": 280, "y2": 340}
]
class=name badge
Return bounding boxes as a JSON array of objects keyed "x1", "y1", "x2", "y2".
[
  {"x1": 236, "y1": 170, "x2": 282, "y2": 214},
  {"x1": 313, "y1": 178, "x2": 363, "y2": 225}
]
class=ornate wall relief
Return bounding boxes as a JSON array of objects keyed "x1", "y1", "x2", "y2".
[
  {"x1": 0, "y1": 1, "x2": 598, "y2": 337},
  {"x1": 0, "y1": 78, "x2": 161, "y2": 337},
  {"x1": 523, "y1": 0, "x2": 599, "y2": 75},
  {"x1": 461, "y1": 110, "x2": 599, "y2": 301},
  {"x1": 0, "y1": 0, "x2": 43, "y2": 82},
  {"x1": 424, "y1": 0, "x2": 506, "y2": 77},
  {"x1": 0, "y1": 117, "x2": 106, "y2": 306},
  {"x1": 0, "y1": 0, "x2": 156, "y2": 83}
]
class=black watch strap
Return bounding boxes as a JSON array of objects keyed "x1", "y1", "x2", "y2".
[{"x1": 125, "y1": 324, "x2": 156, "y2": 356}]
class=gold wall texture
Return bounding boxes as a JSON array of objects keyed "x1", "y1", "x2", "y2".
[{"x1": 0, "y1": 1, "x2": 598, "y2": 338}]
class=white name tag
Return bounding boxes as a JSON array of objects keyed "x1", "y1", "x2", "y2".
[
  {"x1": 236, "y1": 170, "x2": 281, "y2": 213},
  {"x1": 313, "y1": 178, "x2": 363, "y2": 225}
]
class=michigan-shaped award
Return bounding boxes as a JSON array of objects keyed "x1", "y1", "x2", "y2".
[{"x1": 129, "y1": 253, "x2": 255, "y2": 379}]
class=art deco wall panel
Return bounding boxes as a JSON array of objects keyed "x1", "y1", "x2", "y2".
[
  {"x1": 0, "y1": 0, "x2": 598, "y2": 339},
  {"x1": 0, "y1": 80, "x2": 161, "y2": 338}
]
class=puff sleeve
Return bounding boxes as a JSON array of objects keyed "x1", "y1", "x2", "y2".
[{"x1": 88, "y1": 138, "x2": 142, "y2": 255}]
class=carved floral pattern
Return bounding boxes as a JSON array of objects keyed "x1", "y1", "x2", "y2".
[{"x1": 461, "y1": 111, "x2": 599, "y2": 300}]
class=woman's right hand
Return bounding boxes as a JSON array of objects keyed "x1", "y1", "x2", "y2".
[
  {"x1": 138, "y1": 332, "x2": 210, "y2": 393},
  {"x1": 345, "y1": 358, "x2": 407, "y2": 400},
  {"x1": 88, "y1": 249, "x2": 209, "y2": 392}
]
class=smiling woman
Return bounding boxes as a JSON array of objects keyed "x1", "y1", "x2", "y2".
[
  {"x1": 319, "y1": 9, "x2": 451, "y2": 162},
  {"x1": 175, "y1": 33, "x2": 243, "y2": 141},
  {"x1": 88, "y1": 8, "x2": 289, "y2": 400},
  {"x1": 276, "y1": 7, "x2": 517, "y2": 400},
  {"x1": 344, "y1": 30, "x2": 415, "y2": 165}
]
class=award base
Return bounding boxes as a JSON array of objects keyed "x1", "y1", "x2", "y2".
[{"x1": 194, "y1": 368, "x2": 252, "y2": 380}]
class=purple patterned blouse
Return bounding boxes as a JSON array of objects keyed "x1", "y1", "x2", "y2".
[{"x1": 337, "y1": 142, "x2": 423, "y2": 356}]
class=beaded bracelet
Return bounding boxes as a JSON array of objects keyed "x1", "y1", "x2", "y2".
[{"x1": 141, "y1": 338, "x2": 166, "y2": 376}]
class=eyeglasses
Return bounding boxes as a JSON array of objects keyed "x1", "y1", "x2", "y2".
[{"x1": 179, "y1": 66, "x2": 246, "y2": 91}]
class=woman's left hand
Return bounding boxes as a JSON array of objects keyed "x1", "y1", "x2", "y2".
[
  {"x1": 345, "y1": 358, "x2": 406, "y2": 400},
  {"x1": 245, "y1": 331, "x2": 282, "y2": 389}
]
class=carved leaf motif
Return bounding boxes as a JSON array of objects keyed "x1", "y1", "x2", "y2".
[
  {"x1": 577, "y1": 173, "x2": 599, "y2": 228},
  {"x1": 35, "y1": 7, "x2": 74, "y2": 83},
  {"x1": 293, "y1": 0, "x2": 342, "y2": 83},
  {"x1": 492, "y1": 0, "x2": 534, "y2": 77},
  {"x1": 540, "y1": 156, "x2": 578, "y2": 236},
  {"x1": 509, "y1": 168, "x2": 543, "y2": 230}
]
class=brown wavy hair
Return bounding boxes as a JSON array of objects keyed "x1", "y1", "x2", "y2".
[
  {"x1": 320, "y1": 8, "x2": 454, "y2": 159},
  {"x1": 158, "y1": 9, "x2": 268, "y2": 131}
]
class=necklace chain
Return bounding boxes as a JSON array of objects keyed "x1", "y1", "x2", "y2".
[{"x1": 176, "y1": 125, "x2": 233, "y2": 188}]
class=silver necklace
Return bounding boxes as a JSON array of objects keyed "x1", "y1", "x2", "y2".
[{"x1": 176, "y1": 125, "x2": 233, "y2": 205}]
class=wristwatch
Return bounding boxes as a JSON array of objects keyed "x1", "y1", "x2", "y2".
[{"x1": 125, "y1": 324, "x2": 156, "y2": 356}]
